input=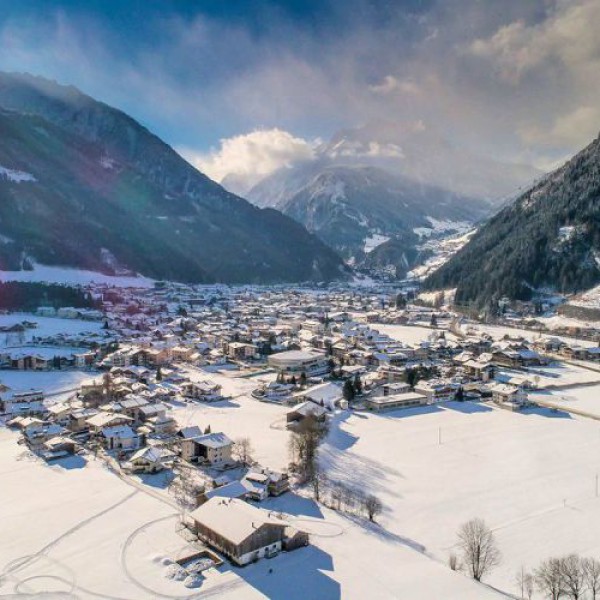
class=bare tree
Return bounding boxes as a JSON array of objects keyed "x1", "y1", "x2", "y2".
[
  {"x1": 363, "y1": 494, "x2": 383, "y2": 522},
  {"x1": 535, "y1": 558, "x2": 566, "y2": 600},
  {"x1": 288, "y1": 414, "x2": 329, "y2": 484},
  {"x1": 560, "y1": 554, "x2": 585, "y2": 600},
  {"x1": 233, "y1": 437, "x2": 254, "y2": 466},
  {"x1": 584, "y1": 557, "x2": 600, "y2": 600},
  {"x1": 312, "y1": 469, "x2": 327, "y2": 503},
  {"x1": 448, "y1": 553, "x2": 460, "y2": 571},
  {"x1": 524, "y1": 573, "x2": 534, "y2": 600},
  {"x1": 331, "y1": 482, "x2": 345, "y2": 511},
  {"x1": 516, "y1": 566, "x2": 534, "y2": 600},
  {"x1": 457, "y1": 518, "x2": 501, "y2": 582},
  {"x1": 169, "y1": 464, "x2": 204, "y2": 511},
  {"x1": 341, "y1": 484, "x2": 357, "y2": 513}
]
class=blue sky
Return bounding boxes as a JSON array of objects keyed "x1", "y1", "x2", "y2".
[{"x1": 0, "y1": 0, "x2": 598, "y2": 183}]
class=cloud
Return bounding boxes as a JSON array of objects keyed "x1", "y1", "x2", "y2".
[
  {"x1": 369, "y1": 75, "x2": 420, "y2": 96},
  {"x1": 0, "y1": 0, "x2": 598, "y2": 181},
  {"x1": 469, "y1": 0, "x2": 600, "y2": 83},
  {"x1": 519, "y1": 105, "x2": 600, "y2": 148},
  {"x1": 181, "y1": 128, "x2": 318, "y2": 194}
]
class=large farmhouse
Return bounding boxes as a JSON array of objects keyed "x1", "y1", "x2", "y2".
[{"x1": 189, "y1": 498, "x2": 307, "y2": 565}]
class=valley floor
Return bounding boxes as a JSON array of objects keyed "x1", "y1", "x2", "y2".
[{"x1": 4, "y1": 360, "x2": 600, "y2": 598}]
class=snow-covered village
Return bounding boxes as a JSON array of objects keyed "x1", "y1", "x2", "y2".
[
  {"x1": 4, "y1": 1, "x2": 600, "y2": 598},
  {"x1": 1, "y1": 275, "x2": 600, "y2": 598}
]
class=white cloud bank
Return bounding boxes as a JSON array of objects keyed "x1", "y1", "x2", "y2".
[{"x1": 181, "y1": 128, "x2": 317, "y2": 195}]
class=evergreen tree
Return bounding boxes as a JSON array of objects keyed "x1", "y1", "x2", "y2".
[
  {"x1": 343, "y1": 379, "x2": 355, "y2": 402},
  {"x1": 354, "y1": 374, "x2": 363, "y2": 396}
]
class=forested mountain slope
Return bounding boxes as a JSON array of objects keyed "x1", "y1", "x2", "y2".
[
  {"x1": 424, "y1": 134, "x2": 600, "y2": 307},
  {"x1": 0, "y1": 72, "x2": 347, "y2": 283}
]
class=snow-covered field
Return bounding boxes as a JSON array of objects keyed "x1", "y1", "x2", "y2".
[
  {"x1": 376, "y1": 323, "x2": 458, "y2": 345},
  {"x1": 467, "y1": 322, "x2": 599, "y2": 348},
  {"x1": 0, "y1": 263, "x2": 154, "y2": 287},
  {"x1": 0, "y1": 370, "x2": 94, "y2": 396},
  {"x1": 322, "y1": 402, "x2": 600, "y2": 596},
  {"x1": 531, "y1": 384, "x2": 600, "y2": 417},
  {"x1": 5, "y1": 362, "x2": 600, "y2": 598},
  {"x1": 499, "y1": 363, "x2": 600, "y2": 389},
  {"x1": 0, "y1": 313, "x2": 104, "y2": 348}
]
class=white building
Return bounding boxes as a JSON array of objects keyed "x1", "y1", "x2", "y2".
[{"x1": 268, "y1": 349, "x2": 329, "y2": 378}]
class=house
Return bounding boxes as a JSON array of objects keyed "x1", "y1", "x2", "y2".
[
  {"x1": 101, "y1": 425, "x2": 139, "y2": 450},
  {"x1": 286, "y1": 401, "x2": 327, "y2": 428},
  {"x1": 1, "y1": 389, "x2": 45, "y2": 416},
  {"x1": 194, "y1": 432, "x2": 233, "y2": 465},
  {"x1": 177, "y1": 428, "x2": 233, "y2": 465},
  {"x1": 240, "y1": 472, "x2": 270, "y2": 501},
  {"x1": 296, "y1": 382, "x2": 343, "y2": 411},
  {"x1": 86, "y1": 411, "x2": 134, "y2": 434},
  {"x1": 489, "y1": 383, "x2": 528, "y2": 409},
  {"x1": 414, "y1": 381, "x2": 456, "y2": 403},
  {"x1": 40, "y1": 436, "x2": 78, "y2": 461},
  {"x1": 200, "y1": 481, "x2": 248, "y2": 505},
  {"x1": 242, "y1": 467, "x2": 290, "y2": 498},
  {"x1": 189, "y1": 498, "x2": 306, "y2": 566},
  {"x1": 182, "y1": 381, "x2": 223, "y2": 402},
  {"x1": 125, "y1": 446, "x2": 174, "y2": 473},
  {"x1": 226, "y1": 342, "x2": 258, "y2": 361}
]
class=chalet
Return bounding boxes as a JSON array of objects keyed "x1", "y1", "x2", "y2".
[
  {"x1": 414, "y1": 381, "x2": 456, "y2": 403},
  {"x1": 124, "y1": 446, "x2": 174, "y2": 473},
  {"x1": 40, "y1": 436, "x2": 77, "y2": 460},
  {"x1": 296, "y1": 382, "x2": 343, "y2": 411},
  {"x1": 489, "y1": 383, "x2": 529, "y2": 409},
  {"x1": 286, "y1": 401, "x2": 327, "y2": 428},
  {"x1": 101, "y1": 425, "x2": 139, "y2": 450},
  {"x1": 177, "y1": 428, "x2": 233, "y2": 465},
  {"x1": 189, "y1": 498, "x2": 306, "y2": 566},
  {"x1": 182, "y1": 381, "x2": 223, "y2": 402}
]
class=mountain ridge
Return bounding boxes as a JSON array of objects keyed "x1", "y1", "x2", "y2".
[
  {"x1": 0, "y1": 72, "x2": 348, "y2": 284},
  {"x1": 423, "y1": 132, "x2": 600, "y2": 307}
]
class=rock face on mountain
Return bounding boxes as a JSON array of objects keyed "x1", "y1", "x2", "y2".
[
  {"x1": 249, "y1": 163, "x2": 483, "y2": 275},
  {"x1": 0, "y1": 72, "x2": 347, "y2": 283},
  {"x1": 424, "y1": 133, "x2": 600, "y2": 308}
]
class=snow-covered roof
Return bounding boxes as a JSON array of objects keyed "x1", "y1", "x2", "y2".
[
  {"x1": 195, "y1": 432, "x2": 233, "y2": 449},
  {"x1": 189, "y1": 498, "x2": 288, "y2": 545}
]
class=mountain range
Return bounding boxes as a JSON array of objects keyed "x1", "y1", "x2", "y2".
[
  {"x1": 242, "y1": 120, "x2": 541, "y2": 275},
  {"x1": 0, "y1": 72, "x2": 347, "y2": 284}
]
